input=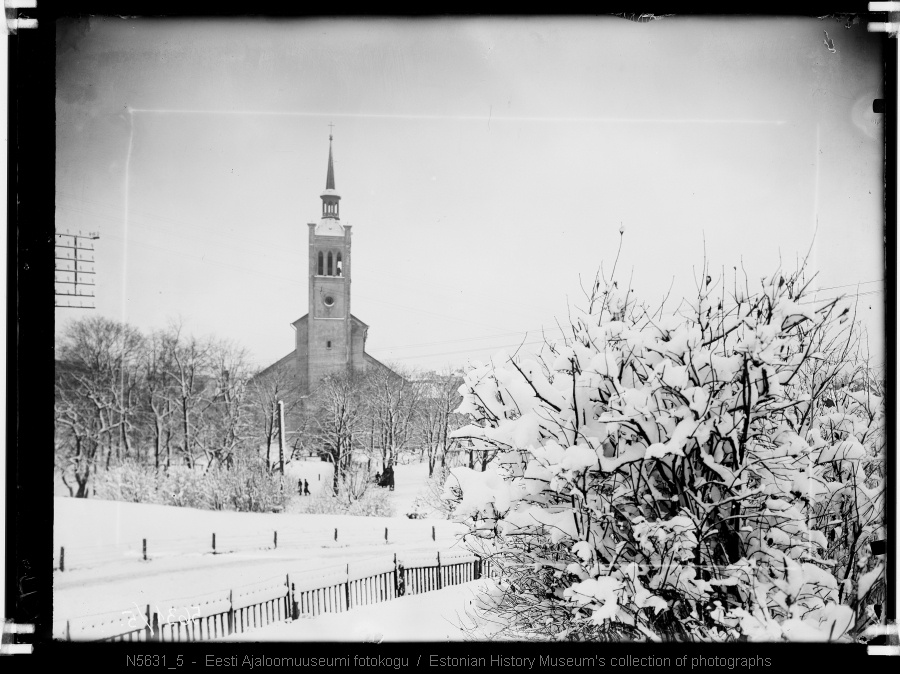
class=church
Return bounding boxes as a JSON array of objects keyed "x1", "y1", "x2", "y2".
[{"x1": 258, "y1": 134, "x2": 396, "y2": 395}]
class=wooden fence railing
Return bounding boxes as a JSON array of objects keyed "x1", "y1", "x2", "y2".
[{"x1": 57, "y1": 551, "x2": 492, "y2": 642}]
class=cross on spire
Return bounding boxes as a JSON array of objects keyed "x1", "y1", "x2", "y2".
[{"x1": 328, "y1": 122, "x2": 335, "y2": 140}]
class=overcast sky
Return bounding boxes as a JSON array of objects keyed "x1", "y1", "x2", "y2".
[{"x1": 55, "y1": 16, "x2": 886, "y2": 373}]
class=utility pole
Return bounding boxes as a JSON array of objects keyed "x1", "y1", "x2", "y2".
[
  {"x1": 278, "y1": 400, "x2": 286, "y2": 475},
  {"x1": 55, "y1": 231, "x2": 99, "y2": 308}
]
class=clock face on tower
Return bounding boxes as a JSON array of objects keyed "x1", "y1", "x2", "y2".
[{"x1": 314, "y1": 284, "x2": 345, "y2": 318}]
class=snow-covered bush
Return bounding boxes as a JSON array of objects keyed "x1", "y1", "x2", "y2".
[
  {"x1": 92, "y1": 463, "x2": 162, "y2": 504},
  {"x1": 444, "y1": 260, "x2": 883, "y2": 642},
  {"x1": 294, "y1": 487, "x2": 394, "y2": 517},
  {"x1": 159, "y1": 466, "x2": 213, "y2": 509},
  {"x1": 88, "y1": 459, "x2": 288, "y2": 513},
  {"x1": 213, "y1": 458, "x2": 289, "y2": 513},
  {"x1": 410, "y1": 466, "x2": 455, "y2": 519}
]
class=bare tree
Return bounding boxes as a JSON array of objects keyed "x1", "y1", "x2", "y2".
[
  {"x1": 307, "y1": 369, "x2": 368, "y2": 495},
  {"x1": 55, "y1": 316, "x2": 144, "y2": 495},
  {"x1": 195, "y1": 339, "x2": 253, "y2": 470},
  {"x1": 247, "y1": 364, "x2": 305, "y2": 471},
  {"x1": 163, "y1": 322, "x2": 211, "y2": 469},
  {"x1": 415, "y1": 369, "x2": 465, "y2": 477},
  {"x1": 139, "y1": 329, "x2": 179, "y2": 471},
  {"x1": 365, "y1": 364, "x2": 422, "y2": 471}
]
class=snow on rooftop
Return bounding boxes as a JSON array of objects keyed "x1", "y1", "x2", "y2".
[{"x1": 315, "y1": 218, "x2": 344, "y2": 236}]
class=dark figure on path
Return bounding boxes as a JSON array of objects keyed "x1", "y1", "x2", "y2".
[
  {"x1": 303, "y1": 479, "x2": 310, "y2": 496},
  {"x1": 378, "y1": 465, "x2": 395, "y2": 491},
  {"x1": 298, "y1": 478, "x2": 304, "y2": 496},
  {"x1": 374, "y1": 471, "x2": 382, "y2": 485}
]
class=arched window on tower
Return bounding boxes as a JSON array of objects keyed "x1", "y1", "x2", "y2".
[
  {"x1": 317, "y1": 251, "x2": 323, "y2": 276},
  {"x1": 336, "y1": 253, "x2": 343, "y2": 276},
  {"x1": 327, "y1": 251, "x2": 333, "y2": 276}
]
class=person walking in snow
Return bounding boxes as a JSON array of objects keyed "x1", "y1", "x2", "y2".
[
  {"x1": 303, "y1": 479, "x2": 310, "y2": 496},
  {"x1": 298, "y1": 478, "x2": 304, "y2": 496},
  {"x1": 380, "y1": 464, "x2": 395, "y2": 491}
]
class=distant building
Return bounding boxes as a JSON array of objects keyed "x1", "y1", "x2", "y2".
[{"x1": 257, "y1": 134, "x2": 395, "y2": 396}]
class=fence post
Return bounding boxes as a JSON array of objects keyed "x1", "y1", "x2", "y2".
[
  {"x1": 143, "y1": 603, "x2": 151, "y2": 641},
  {"x1": 384, "y1": 527, "x2": 388, "y2": 544},
  {"x1": 60, "y1": 546, "x2": 65, "y2": 572},
  {"x1": 212, "y1": 533, "x2": 216, "y2": 554},
  {"x1": 396, "y1": 555, "x2": 406, "y2": 598},
  {"x1": 437, "y1": 552, "x2": 443, "y2": 590},
  {"x1": 274, "y1": 531, "x2": 278, "y2": 549},
  {"x1": 345, "y1": 564, "x2": 351, "y2": 611},
  {"x1": 151, "y1": 605, "x2": 160, "y2": 641},
  {"x1": 334, "y1": 528, "x2": 338, "y2": 542},
  {"x1": 474, "y1": 556, "x2": 482, "y2": 580},
  {"x1": 291, "y1": 581, "x2": 299, "y2": 620},
  {"x1": 143, "y1": 538, "x2": 147, "y2": 561},
  {"x1": 432, "y1": 526, "x2": 435, "y2": 542},
  {"x1": 65, "y1": 620, "x2": 70, "y2": 641},
  {"x1": 227, "y1": 589, "x2": 234, "y2": 635},
  {"x1": 392, "y1": 553, "x2": 400, "y2": 598}
]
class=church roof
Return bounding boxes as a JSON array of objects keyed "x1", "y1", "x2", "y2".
[
  {"x1": 291, "y1": 313, "x2": 369, "y2": 329},
  {"x1": 315, "y1": 217, "x2": 344, "y2": 236}
]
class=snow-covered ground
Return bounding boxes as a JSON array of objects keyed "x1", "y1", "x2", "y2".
[
  {"x1": 53, "y1": 462, "x2": 470, "y2": 639},
  {"x1": 220, "y1": 579, "x2": 501, "y2": 642}
]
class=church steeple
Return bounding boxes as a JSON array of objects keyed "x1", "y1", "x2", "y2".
[
  {"x1": 326, "y1": 134, "x2": 336, "y2": 190},
  {"x1": 321, "y1": 132, "x2": 341, "y2": 220}
]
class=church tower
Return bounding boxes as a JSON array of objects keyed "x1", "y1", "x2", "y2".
[
  {"x1": 295, "y1": 133, "x2": 367, "y2": 393},
  {"x1": 258, "y1": 132, "x2": 395, "y2": 399}
]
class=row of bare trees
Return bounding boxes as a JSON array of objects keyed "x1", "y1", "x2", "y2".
[
  {"x1": 55, "y1": 318, "x2": 259, "y2": 497},
  {"x1": 299, "y1": 365, "x2": 469, "y2": 496},
  {"x1": 55, "y1": 316, "x2": 468, "y2": 501}
]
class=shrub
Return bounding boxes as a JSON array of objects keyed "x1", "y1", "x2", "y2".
[
  {"x1": 92, "y1": 464, "x2": 159, "y2": 504},
  {"x1": 444, "y1": 261, "x2": 884, "y2": 642},
  {"x1": 87, "y1": 459, "x2": 288, "y2": 513},
  {"x1": 410, "y1": 466, "x2": 455, "y2": 519},
  {"x1": 295, "y1": 487, "x2": 394, "y2": 517}
]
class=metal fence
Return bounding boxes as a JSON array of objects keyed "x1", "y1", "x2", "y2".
[{"x1": 58, "y1": 551, "x2": 491, "y2": 642}]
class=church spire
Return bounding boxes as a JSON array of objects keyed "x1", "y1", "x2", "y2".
[
  {"x1": 320, "y1": 129, "x2": 341, "y2": 220},
  {"x1": 325, "y1": 133, "x2": 336, "y2": 190}
]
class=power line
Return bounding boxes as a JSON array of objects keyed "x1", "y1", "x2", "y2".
[
  {"x1": 370, "y1": 324, "x2": 568, "y2": 352},
  {"x1": 798, "y1": 288, "x2": 883, "y2": 305},
  {"x1": 810, "y1": 279, "x2": 883, "y2": 293},
  {"x1": 91, "y1": 229, "x2": 528, "y2": 337},
  {"x1": 377, "y1": 290, "x2": 887, "y2": 363}
]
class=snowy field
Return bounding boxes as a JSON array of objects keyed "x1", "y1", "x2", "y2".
[{"x1": 53, "y1": 462, "x2": 472, "y2": 639}]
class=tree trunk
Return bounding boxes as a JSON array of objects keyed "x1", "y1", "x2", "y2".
[
  {"x1": 154, "y1": 421, "x2": 161, "y2": 471},
  {"x1": 332, "y1": 447, "x2": 342, "y2": 496},
  {"x1": 182, "y1": 397, "x2": 190, "y2": 468}
]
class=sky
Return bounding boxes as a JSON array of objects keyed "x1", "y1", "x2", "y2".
[{"x1": 54, "y1": 16, "x2": 887, "y2": 374}]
